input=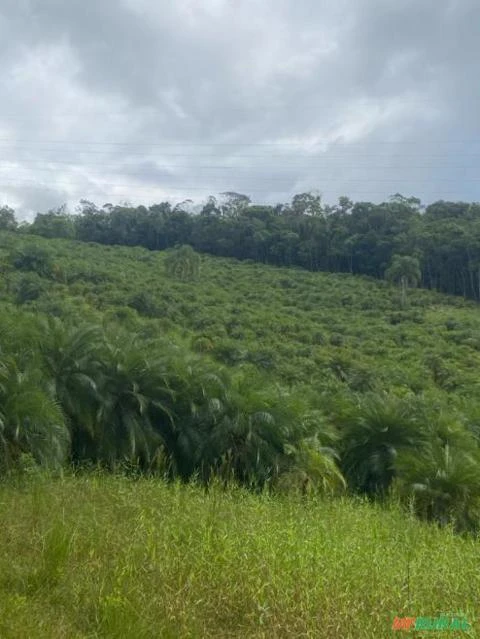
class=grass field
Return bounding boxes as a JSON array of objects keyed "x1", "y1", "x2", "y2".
[{"x1": 0, "y1": 475, "x2": 477, "y2": 638}]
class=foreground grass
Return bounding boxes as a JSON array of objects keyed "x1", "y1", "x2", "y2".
[{"x1": 0, "y1": 476, "x2": 477, "y2": 638}]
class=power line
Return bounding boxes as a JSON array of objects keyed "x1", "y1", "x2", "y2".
[
  {"x1": 0, "y1": 98, "x2": 477, "y2": 120},
  {"x1": 0, "y1": 159, "x2": 479, "y2": 171},
  {"x1": 2, "y1": 148, "x2": 480, "y2": 160},
  {"x1": 0, "y1": 98, "x2": 472, "y2": 113},
  {"x1": 0, "y1": 175, "x2": 479, "y2": 187},
  {"x1": 2, "y1": 137, "x2": 480, "y2": 147}
]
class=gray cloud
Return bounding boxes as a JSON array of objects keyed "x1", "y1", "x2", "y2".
[{"x1": 0, "y1": 0, "x2": 479, "y2": 217}]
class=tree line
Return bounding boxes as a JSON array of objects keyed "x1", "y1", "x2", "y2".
[{"x1": 2, "y1": 191, "x2": 480, "y2": 300}]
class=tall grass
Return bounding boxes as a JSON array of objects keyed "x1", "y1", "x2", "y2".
[{"x1": 0, "y1": 475, "x2": 477, "y2": 638}]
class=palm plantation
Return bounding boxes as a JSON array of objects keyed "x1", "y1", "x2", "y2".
[{"x1": 0, "y1": 228, "x2": 480, "y2": 533}]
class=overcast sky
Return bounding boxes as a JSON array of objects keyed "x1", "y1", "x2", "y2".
[{"x1": 0, "y1": 0, "x2": 479, "y2": 219}]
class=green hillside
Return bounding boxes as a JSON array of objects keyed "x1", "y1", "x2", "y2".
[
  {"x1": 2, "y1": 232, "x2": 480, "y2": 512},
  {"x1": 2, "y1": 230, "x2": 479, "y2": 397},
  {"x1": 1, "y1": 231, "x2": 480, "y2": 636}
]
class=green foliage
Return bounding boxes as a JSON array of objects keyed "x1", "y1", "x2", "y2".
[
  {"x1": 5, "y1": 192, "x2": 480, "y2": 303},
  {"x1": 336, "y1": 394, "x2": 423, "y2": 497},
  {"x1": 397, "y1": 441, "x2": 480, "y2": 533},
  {"x1": 30, "y1": 206, "x2": 75, "y2": 239},
  {"x1": 127, "y1": 291, "x2": 159, "y2": 317},
  {"x1": 0, "y1": 311, "x2": 339, "y2": 491},
  {"x1": 0, "y1": 206, "x2": 17, "y2": 231},
  {"x1": 385, "y1": 255, "x2": 421, "y2": 288},
  {"x1": 1, "y1": 232, "x2": 480, "y2": 530},
  {"x1": 14, "y1": 274, "x2": 45, "y2": 304},
  {"x1": 9, "y1": 244, "x2": 54, "y2": 277},
  {"x1": 0, "y1": 356, "x2": 68, "y2": 473},
  {"x1": 164, "y1": 244, "x2": 200, "y2": 281},
  {"x1": 385, "y1": 254, "x2": 421, "y2": 307}
]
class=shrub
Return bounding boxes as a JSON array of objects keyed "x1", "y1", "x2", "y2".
[
  {"x1": 14, "y1": 274, "x2": 45, "y2": 304},
  {"x1": 10, "y1": 245, "x2": 54, "y2": 277},
  {"x1": 127, "y1": 292, "x2": 158, "y2": 317}
]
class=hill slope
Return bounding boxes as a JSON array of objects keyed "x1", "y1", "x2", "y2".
[
  {"x1": 1, "y1": 232, "x2": 480, "y2": 636},
  {"x1": 2, "y1": 230, "x2": 480, "y2": 395},
  {"x1": 2, "y1": 230, "x2": 480, "y2": 396},
  {"x1": 2, "y1": 231, "x2": 480, "y2": 527}
]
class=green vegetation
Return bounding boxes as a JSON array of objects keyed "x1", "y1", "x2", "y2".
[
  {"x1": 164, "y1": 244, "x2": 201, "y2": 281},
  {"x1": 0, "y1": 475, "x2": 477, "y2": 638},
  {"x1": 1, "y1": 229, "x2": 480, "y2": 530},
  {"x1": 17, "y1": 193, "x2": 480, "y2": 301},
  {"x1": 385, "y1": 255, "x2": 421, "y2": 308},
  {"x1": 1, "y1": 220, "x2": 480, "y2": 635}
]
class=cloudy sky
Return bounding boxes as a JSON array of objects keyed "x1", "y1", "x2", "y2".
[{"x1": 0, "y1": 0, "x2": 479, "y2": 218}]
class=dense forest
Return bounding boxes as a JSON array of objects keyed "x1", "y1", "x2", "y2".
[
  {"x1": 2, "y1": 224, "x2": 480, "y2": 534},
  {"x1": 3, "y1": 192, "x2": 480, "y2": 300}
]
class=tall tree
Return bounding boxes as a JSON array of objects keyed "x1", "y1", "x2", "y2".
[
  {"x1": 0, "y1": 206, "x2": 17, "y2": 231},
  {"x1": 290, "y1": 191, "x2": 323, "y2": 217}
]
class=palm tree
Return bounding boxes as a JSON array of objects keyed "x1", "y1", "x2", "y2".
[
  {"x1": 337, "y1": 393, "x2": 423, "y2": 498},
  {"x1": 158, "y1": 348, "x2": 229, "y2": 480},
  {"x1": 385, "y1": 255, "x2": 421, "y2": 307},
  {"x1": 0, "y1": 356, "x2": 68, "y2": 473},
  {"x1": 38, "y1": 317, "x2": 106, "y2": 462},
  {"x1": 205, "y1": 373, "x2": 342, "y2": 491},
  {"x1": 397, "y1": 441, "x2": 480, "y2": 532},
  {"x1": 164, "y1": 245, "x2": 200, "y2": 281},
  {"x1": 211, "y1": 373, "x2": 296, "y2": 487},
  {"x1": 282, "y1": 434, "x2": 346, "y2": 496},
  {"x1": 10, "y1": 244, "x2": 54, "y2": 277},
  {"x1": 95, "y1": 335, "x2": 173, "y2": 470}
]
